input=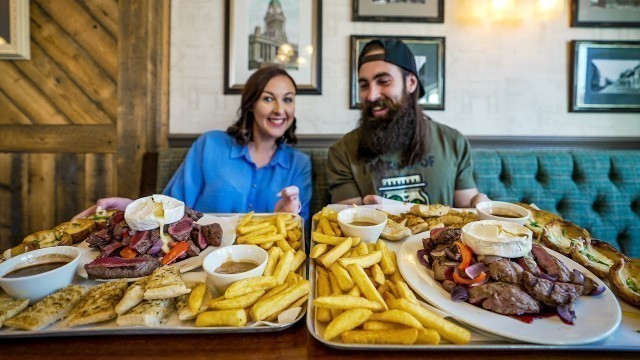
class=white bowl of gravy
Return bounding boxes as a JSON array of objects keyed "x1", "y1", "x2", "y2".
[
  {"x1": 0, "y1": 246, "x2": 81, "y2": 303},
  {"x1": 475, "y1": 201, "x2": 530, "y2": 226},
  {"x1": 202, "y1": 245, "x2": 268, "y2": 294},
  {"x1": 337, "y1": 207, "x2": 387, "y2": 243}
]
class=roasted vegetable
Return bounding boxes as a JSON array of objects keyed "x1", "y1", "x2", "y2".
[
  {"x1": 570, "y1": 239, "x2": 626, "y2": 278},
  {"x1": 525, "y1": 209, "x2": 563, "y2": 239},
  {"x1": 10, "y1": 230, "x2": 73, "y2": 257},
  {"x1": 54, "y1": 219, "x2": 95, "y2": 243},
  {"x1": 541, "y1": 219, "x2": 590, "y2": 256},
  {"x1": 609, "y1": 258, "x2": 640, "y2": 307}
]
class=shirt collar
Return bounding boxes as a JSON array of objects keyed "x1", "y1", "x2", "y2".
[{"x1": 230, "y1": 142, "x2": 290, "y2": 169}]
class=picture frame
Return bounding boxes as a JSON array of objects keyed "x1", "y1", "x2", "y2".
[
  {"x1": 0, "y1": 0, "x2": 30, "y2": 60},
  {"x1": 352, "y1": 0, "x2": 444, "y2": 23},
  {"x1": 571, "y1": 0, "x2": 640, "y2": 27},
  {"x1": 570, "y1": 40, "x2": 640, "y2": 113},
  {"x1": 350, "y1": 35, "x2": 445, "y2": 110},
  {"x1": 224, "y1": 0, "x2": 322, "y2": 95}
]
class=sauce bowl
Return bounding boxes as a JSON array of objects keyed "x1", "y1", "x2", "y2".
[
  {"x1": 337, "y1": 207, "x2": 387, "y2": 243},
  {"x1": 0, "y1": 246, "x2": 81, "y2": 303},
  {"x1": 475, "y1": 201, "x2": 530, "y2": 226},
  {"x1": 202, "y1": 245, "x2": 268, "y2": 294}
]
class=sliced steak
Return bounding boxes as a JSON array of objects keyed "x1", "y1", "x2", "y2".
[
  {"x1": 86, "y1": 228, "x2": 112, "y2": 248},
  {"x1": 129, "y1": 230, "x2": 154, "y2": 254},
  {"x1": 521, "y1": 271, "x2": 583, "y2": 306},
  {"x1": 581, "y1": 276, "x2": 600, "y2": 296},
  {"x1": 516, "y1": 256, "x2": 540, "y2": 276},
  {"x1": 99, "y1": 241, "x2": 123, "y2": 258},
  {"x1": 84, "y1": 256, "x2": 161, "y2": 279},
  {"x1": 468, "y1": 282, "x2": 541, "y2": 315},
  {"x1": 531, "y1": 244, "x2": 571, "y2": 282},
  {"x1": 186, "y1": 239, "x2": 201, "y2": 257},
  {"x1": 201, "y1": 223, "x2": 223, "y2": 247},
  {"x1": 432, "y1": 256, "x2": 457, "y2": 281},
  {"x1": 421, "y1": 228, "x2": 461, "y2": 256},
  {"x1": 168, "y1": 215, "x2": 194, "y2": 242},
  {"x1": 488, "y1": 259, "x2": 522, "y2": 284},
  {"x1": 190, "y1": 223, "x2": 208, "y2": 249},
  {"x1": 184, "y1": 207, "x2": 204, "y2": 221}
]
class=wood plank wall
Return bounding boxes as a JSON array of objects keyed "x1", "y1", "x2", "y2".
[{"x1": 0, "y1": 0, "x2": 169, "y2": 250}]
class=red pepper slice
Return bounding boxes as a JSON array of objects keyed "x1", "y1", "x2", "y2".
[
  {"x1": 120, "y1": 246, "x2": 138, "y2": 259},
  {"x1": 161, "y1": 241, "x2": 189, "y2": 265},
  {"x1": 454, "y1": 241, "x2": 473, "y2": 270},
  {"x1": 453, "y1": 270, "x2": 486, "y2": 285}
]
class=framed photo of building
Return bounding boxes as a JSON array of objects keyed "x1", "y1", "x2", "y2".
[
  {"x1": 350, "y1": 35, "x2": 445, "y2": 110},
  {"x1": 224, "y1": 0, "x2": 322, "y2": 94},
  {"x1": 571, "y1": 0, "x2": 640, "y2": 27},
  {"x1": 0, "y1": 0, "x2": 30, "y2": 60},
  {"x1": 352, "y1": 0, "x2": 444, "y2": 23},
  {"x1": 570, "y1": 40, "x2": 640, "y2": 112}
]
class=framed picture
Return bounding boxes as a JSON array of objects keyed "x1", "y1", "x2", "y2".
[
  {"x1": 224, "y1": 0, "x2": 322, "y2": 94},
  {"x1": 352, "y1": 0, "x2": 444, "y2": 23},
  {"x1": 571, "y1": 0, "x2": 640, "y2": 27},
  {"x1": 350, "y1": 35, "x2": 445, "y2": 110},
  {"x1": 570, "y1": 40, "x2": 640, "y2": 113},
  {"x1": 0, "y1": 0, "x2": 30, "y2": 60}
]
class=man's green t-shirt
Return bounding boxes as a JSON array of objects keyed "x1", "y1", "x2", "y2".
[{"x1": 327, "y1": 119, "x2": 476, "y2": 205}]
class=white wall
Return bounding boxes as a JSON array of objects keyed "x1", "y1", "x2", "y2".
[{"x1": 170, "y1": 0, "x2": 640, "y2": 137}]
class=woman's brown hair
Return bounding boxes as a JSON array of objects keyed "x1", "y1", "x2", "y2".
[{"x1": 226, "y1": 65, "x2": 298, "y2": 146}]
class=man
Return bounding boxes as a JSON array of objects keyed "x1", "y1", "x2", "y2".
[{"x1": 327, "y1": 38, "x2": 489, "y2": 208}]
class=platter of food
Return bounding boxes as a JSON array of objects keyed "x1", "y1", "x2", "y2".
[
  {"x1": 398, "y1": 234, "x2": 622, "y2": 345},
  {"x1": 75, "y1": 214, "x2": 237, "y2": 281}
]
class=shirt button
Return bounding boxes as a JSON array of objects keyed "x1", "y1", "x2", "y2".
[{"x1": 252, "y1": 184, "x2": 256, "y2": 188}]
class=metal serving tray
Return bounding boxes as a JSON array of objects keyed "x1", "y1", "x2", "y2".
[
  {"x1": 0, "y1": 213, "x2": 307, "y2": 338},
  {"x1": 305, "y1": 205, "x2": 640, "y2": 351}
]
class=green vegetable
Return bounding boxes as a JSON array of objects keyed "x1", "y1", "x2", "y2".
[
  {"x1": 529, "y1": 221, "x2": 539, "y2": 227},
  {"x1": 582, "y1": 251, "x2": 610, "y2": 266},
  {"x1": 626, "y1": 278, "x2": 639, "y2": 294}
]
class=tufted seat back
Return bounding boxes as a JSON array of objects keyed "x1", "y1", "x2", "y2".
[{"x1": 152, "y1": 147, "x2": 640, "y2": 257}]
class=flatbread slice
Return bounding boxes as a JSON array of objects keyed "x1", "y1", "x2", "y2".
[
  {"x1": 143, "y1": 266, "x2": 190, "y2": 300},
  {"x1": 175, "y1": 282, "x2": 212, "y2": 321},
  {"x1": 0, "y1": 295, "x2": 29, "y2": 327},
  {"x1": 115, "y1": 277, "x2": 149, "y2": 315},
  {"x1": 380, "y1": 219, "x2": 411, "y2": 241},
  {"x1": 116, "y1": 298, "x2": 174, "y2": 327},
  {"x1": 65, "y1": 279, "x2": 129, "y2": 327},
  {"x1": 3, "y1": 285, "x2": 86, "y2": 331},
  {"x1": 410, "y1": 204, "x2": 450, "y2": 218}
]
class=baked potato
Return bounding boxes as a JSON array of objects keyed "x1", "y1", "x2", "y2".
[
  {"x1": 54, "y1": 219, "x2": 95, "y2": 243},
  {"x1": 8, "y1": 229, "x2": 73, "y2": 257},
  {"x1": 540, "y1": 219, "x2": 590, "y2": 256},
  {"x1": 609, "y1": 257, "x2": 640, "y2": 307},
  {"x1": 570, "y1": 239, "x2": 626, "y2": 279},
  {"x1": 525, "y1": 209, "x2": 563, "y2": 240}
]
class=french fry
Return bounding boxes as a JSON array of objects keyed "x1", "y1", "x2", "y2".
[
  {"x1": 416, "y1": 328, "x2": 441, "y2": 345},
  {"x1": 390, "y1": 269, "x2": 404, "y2": 283},
  {"x1": 316, "y1": 270, "x2": 333, "y2": 323},
  {"x1": 323, "y1": 308, "x2": 372, "y2": 341},
  {"x1": 362, "y1": 320, "x2": 408, "y2": 331},
  {"x1": 367, "y1": 243, "x2": 376, "y2": 253},
  {"x1": 209, "y1": 290, "x2": 265, "y2": 310},
  {"x1": 276, "y1": 214, "x2": 287, "y2": 235},
  {"x1": 188, "y1": 283, "x2": 207, "y2": 314},
  {"x1": 375, "y1": 240, "x2": 396, "y2": 275},
  {"x1": 371, "y1": 264, "x2": 385, "y2": 285},
  {"x1": 389, "y1": 298, "x2": 471, "y2": 345},
  {"x1": 288, "y1": 293, "x2": 309, "y2": 309},
  {"x1": 382, "y1": 291, "x2": 397, "y2": 305},
  {"x1": 321, "y1": 207, "x2": 338, "y2": 222},
  {"x1": 377, "y1": 282, "x2": 390, "y2": 296},
  {"x1": 195, "y1": 309, "x2": 247, "y2": 327},
  {"x1": 285, "y1": 219, "x2": 300, "y2": 230},
  {"x1": 329, "y1": 263, "x2": 354, "y2": 292},
  {"x1": 318, "y1": 237, "x2": 353, "y2": 268},
  {"x1": 263, "y1": 247, "x2": 282, "y2": 276},
  {"x1": 312, "y1": 232, "x2": 354, "y2": 246},
  {"x1": 237, "y1": 221, "x2": 271, "y2": 235},
  {"x1": 244, "y1": 233, "x2": 286, "y2": 245},
  {"x1": 347, "y1": 285, "x2": 361, "y2": 297},
  {"x1": 287, "y1": 229, "x2": 301, "y2": 242},
  {"x1": 314, "y1": 225, "x2": 324, "y2": 235},
  {"x1": 289, "y1": 240, "x2": 301, "y2": 250},
  {"x1": 368, "y1": 309, "x2": 422, "y2": 329},
  {"x1": 386, "y1": 280, "x2": 399, "y2": 298},
  {"x1": 236, "y1": 225, "x2": 277, "y2": 243},
  {"x1": 395, "y1": 280, "x2": 419, "y2": 305},
  {"x1": 313, "y1": 295, "x2": 385, "y2": 311},
  {"x1": 238, "y1": 212, "x2": 254, "y2": 228},
  {"x1": 290, "y1": 250, "x2": 307, "y2": 273},
  {"x1": 338, "y1": 250, "x2": 382, "y2": 269},
  {"x1": 341, "y1": 328, "x2": 418, "y2": 345},
  {"x1": 262, "y1": 283, "x2": 288, "y2": 300},
  {"x1": 224, "y1": 275, "x2": 277, "y2": 298},
  {"x1": 310, "y1": 243, "x2": 328, "y2": 259},
  {"x1": 329, "y1": 221, "x2": 342, "y2": 236},
  {"x1": 273, "y1": 249, "x2": 295, "y2": 285},
  {"x1": 356, "y1": 241, "x2": 369, "y2": 255},
  {"x1": 259, "y1": 242, "x2": 275, "y2": 250},
  {"x1": 346, "y1": 264, "x2": 388, "y2": 311},
  {"x1": 285, "y1": 272, "x2": 300, "y2": 284},
  {"x1": 318, "y1": 217, "x2": 335, "y2": 236},
  {"x1": 276, "y1": 238, "x2": 294, "y2": 253},
  {"x1": 251, "y1": 279, "x2": 310, "y2": 321}
]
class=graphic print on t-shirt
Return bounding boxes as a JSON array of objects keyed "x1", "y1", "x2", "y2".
[{"x1": 377, "y1": 174, "x2": 430, "y2": 204}]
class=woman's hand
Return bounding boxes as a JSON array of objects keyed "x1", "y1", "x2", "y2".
[
  {"x1": 274, "y1": 186, "x2": 301, "y2": 214},
  {"x1": 72, "y1": 197, "x2": 133, "y2": 220}
]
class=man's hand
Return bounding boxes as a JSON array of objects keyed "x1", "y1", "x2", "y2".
[
  {"x1": 274, "y1": 186, "x2": 302, "y2": 214},
  {"x1": 72, "y1": 197, "x2": 133, "y2": 220}
]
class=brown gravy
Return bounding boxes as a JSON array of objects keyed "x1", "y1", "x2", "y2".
[
  {"x1": 349, "y1": 218, "x2": 379, "y2": 227},
  {"x1": 214, "y1": 260, "x2": 259, "y2": 274},
  {"x1": 489, "y1": 210, "x2": 522, "y2": 218},
  {"x1": 3, "y1": 255, "x2": 73, "y2": 279}
]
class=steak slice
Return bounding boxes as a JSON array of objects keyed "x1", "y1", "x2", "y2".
[
  {"x1": 168, "y1": 215, "x2": 194, "y2": 242},
  {"x1": 488, "y1": 259, "x2": 522, "y2": 284},
  {"x1": 190, "y1": 223, "x2": 208, "y2": 250},
  {"x1": 468, "y1": 282, "x2": 541, "y2": 315},
  {"x1": 531, "y1": 244, "x2": 571, "y2": 282},
  {"x1": 86, "y1": 228, "x2": 112, "y2": 248},
  {"x1": 516, "y1": 256, "x2": 540, "y2": 276},
  {"x1": 521, "y1": 271, "x2": 583, "y2": 307},
  {"x1": 184, "y1": 207, "x2": 204, "y2": 221},
  {"x1": 129, "y1": 230, "x2": 154, "y2": 254},
  {"x1": 84, "y1": 256, "x2": 161, "y2": 280},
  {"x1": 201, "y1": 223, "x2": 223, "y2": 247}
]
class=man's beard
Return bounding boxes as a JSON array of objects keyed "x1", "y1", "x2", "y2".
[{"x1": 357, "y1": 92, "x2": 417, "y2": 163}]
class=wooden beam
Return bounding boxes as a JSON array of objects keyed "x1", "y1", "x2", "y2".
[{"x1": 0, "y1": 125, "x2": 116, "y2": 153}]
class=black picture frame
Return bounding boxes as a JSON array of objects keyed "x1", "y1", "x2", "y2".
[
  {"x1": 350, "y1": 35, "x2": 445, "y2": 110},
  {"x1": 352, "y1": 0, "x2": 444, "y2": 23},
  {"x1": 224, "y1": 0, "x2": 322, "y2": 94},
  {"x1": 570, "y1": 40, "x2": 640, "y2": 113},
  {"x1": 571, "y1": 0, "x2": 640, "y2": 28}
]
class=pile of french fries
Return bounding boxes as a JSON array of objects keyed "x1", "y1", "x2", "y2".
[
  {"x1": 310, "y1": 207, "x2": 471, "y2": 345},
  {"x1": 192, "y1": 212, "x2": 309, "y2": 327}
]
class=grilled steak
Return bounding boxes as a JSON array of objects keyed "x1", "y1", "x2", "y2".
[
  {"x1": 87, "y1": 229, "x2": 112, "y2": 248},
  {"x1": 190, "y1": 223, "x2": 208, "y2": 249},
  {"x1": 531, "y1": 244, "x2": 571, "y2": 282},
  {"x1": 84, "y1": 256, "x2": 161, "y2": 280},
  {"x1": 516, "y1": 256, "x2": 540, "y2": 276},
  {"x1": 520, "y1": 271, "x2": 583, "y2": 306},
  {"x1": 129, "y1": 230, "x2": 154, "y2": 254},
  {"x1": 202, "y1": 223, "x2": 223, "y2": 247},
  {"x1": 184, "y1": 207, "x2": 204, "y2": 221},
  {"x1": 468, "y1": 282, "x2": 541, "y2": 315},
  {"x1": 168, "y1": 216, "x2": 194, "y2": 242},
  {"x1": 488, "y1": 259, "x2": 522, "y2": 284}
]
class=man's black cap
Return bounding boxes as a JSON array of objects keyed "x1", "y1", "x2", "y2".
[{"x1": 358, "y1": 38, "x2": 425, "y2": 98}]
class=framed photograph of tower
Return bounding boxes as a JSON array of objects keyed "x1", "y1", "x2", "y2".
[{"x1": 224, "y1": 0, "x2": 322, "y2": 94}]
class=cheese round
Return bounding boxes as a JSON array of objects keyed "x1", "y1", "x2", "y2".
[
  {"x1": 124, "y1": 194, "x2": 185, "y2": 232},
  {"x1": 461, "y1": 220, "x2": 532, "y2": 258}
]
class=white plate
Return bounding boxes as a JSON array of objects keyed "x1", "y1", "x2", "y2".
[
  {"x1": 397, "y1": 235, "x2": 622, "y2": 345},
  {"x1": 76, "y1": 214, "x2": 237, "y2": 281}
]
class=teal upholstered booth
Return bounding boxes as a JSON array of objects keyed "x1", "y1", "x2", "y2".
[{"x1": 152, "y1": 148, "x2": 640, "y2": 257}]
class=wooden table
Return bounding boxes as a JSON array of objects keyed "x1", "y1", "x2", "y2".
[{"x1": 1, "y1": 320, "x2": 637, "y2": 360}]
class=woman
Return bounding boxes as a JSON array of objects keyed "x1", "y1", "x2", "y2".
[{"x1": 75, "y1": 66, "x2": 311, "y2": 221}]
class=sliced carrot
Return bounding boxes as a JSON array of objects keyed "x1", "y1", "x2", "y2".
[
  {"x1": 120, "y1": 246, "x2": 138, "y2": 259},
  {"x1": 161, "y1": 241, "x2": 189, "y2": 265}
]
